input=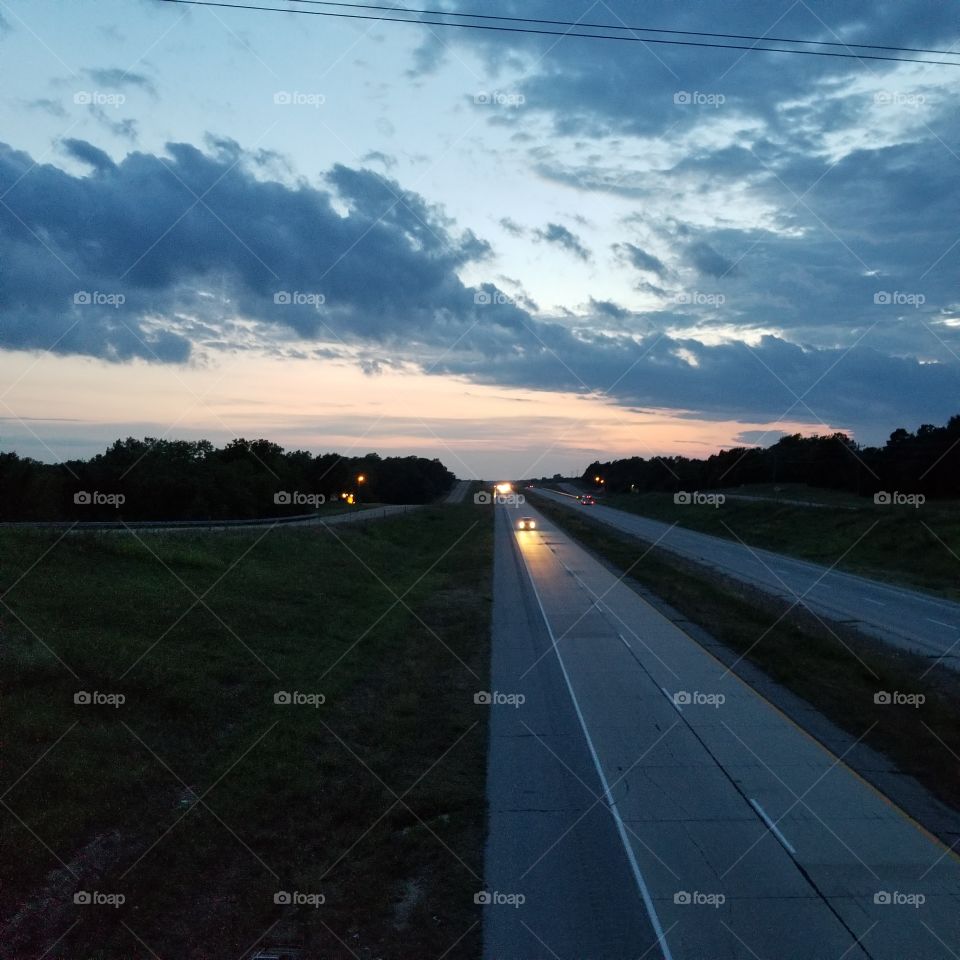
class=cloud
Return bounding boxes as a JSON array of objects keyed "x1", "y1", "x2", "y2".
[
  {"x1": 61, "y1": 138, "x2": 117, "y2": 172},
  {"x1": 84, "y1": 67, "x2": 157, "y2": 97},
  {"x1": 614, "y1": 242, "x2": 667, "y2": 278},
  {"x1": 1, "y1": 135, "x2": 958, "y2": 443},
  {"x1": 686, "y1": 240, "x2": 737, "y2": 278},
  {"x1": 359, "y1": 150, "x2": 396, "y2": 169},
  {"x1": 589, "y1": 298, "x2": 630, "y2": 322},
  {"x1": 90, "y1": 106, "x2": 138, "y2": 141},
  {"x1": 533, "y1": 222, "x2": 591, "y2": 260},
  {"x1": 499, "y1": 216, "x2": 525, "y2": 236},
  {"x1": 0, "y1": 137, "x2": 504, "y2": 364}
]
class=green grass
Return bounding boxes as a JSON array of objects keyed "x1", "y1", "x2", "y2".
[
  {"x1": 533, "y1": 497, "x2": 960, "y2": 821},
  {"x1": 0, "y1": 505, "x2": 492, "y2": 959},
  {"x1": 596, "y1": 488, "x2": 960, "y2": 600},
  {"x1": 712, "y1": 482, "x2": 869, "y2": 506}
]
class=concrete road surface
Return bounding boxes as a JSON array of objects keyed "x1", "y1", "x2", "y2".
[
  {"x1": 534, "y1": 487, "x2": 960, "y2": 669},
  {"x1": 444, "y1": 479, "x2": 472, "y2": 503},
  {"x1": 5, "y1": 504, "x2": 421, "y2": 533},
  {"x1": 484, "y1": 502, "x2": 960, "y2": 959}
]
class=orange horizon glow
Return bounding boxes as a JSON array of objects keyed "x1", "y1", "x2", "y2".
[{"x1": 0, "y1": 349, "x2": 849, "y2": 476}]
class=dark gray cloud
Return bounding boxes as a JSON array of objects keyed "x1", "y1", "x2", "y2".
[
  {"x1": 62, "y1": 138, "x2": 117, "y2": 172},
  {"x1": 84, "y1": 67, "x2": 156, "y2": 96},
  {"x1": 499, "y1": 216, "x2": 525, "y2": 236},
  {"x1": 686, "y1": 240, "x2": 737, "y2": 278},
  {"x1": 0, "y1": 137, "x2": 505, "y2": 363},
  {"x1": 534, "y1": 222, "x2": 591, "y2": 260},
  {"x1": 1, "y1": 135, "x2": 958, "y2": 443},
  {"x1": 417, "y1": 1, "x2": 959, "y2": 140},
  {"x1": 614, "y1": 242, "x2": 667, "y2": 278},
  {"x1": 589, "y1": 298, "x2": 630, "y2": 322}
]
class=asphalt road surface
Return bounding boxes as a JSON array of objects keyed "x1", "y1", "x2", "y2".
[
  {"x1": 534, "y1": 487, "x2": 960, "y2": 669},
  {"x1": 484, "y1": 502, "x2": 960, "y2": 960}
]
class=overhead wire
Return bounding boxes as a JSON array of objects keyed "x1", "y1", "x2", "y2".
[{"x1": 153, "y1": 0, "x2": 960, "y2": 66}]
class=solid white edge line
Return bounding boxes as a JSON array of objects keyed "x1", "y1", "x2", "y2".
[
  {"x1": 749, "y1": 798, "x2": 797, "y2": 855},
  {"x1": 518, "y1": 528, "x2": 675, "y2": 960},
  {"x1": 660, "y1": 685, "x2": 682, "y2": 713}
]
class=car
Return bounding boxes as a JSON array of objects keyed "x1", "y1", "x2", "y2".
[
  {"x1": 580, "y1": 495, "x2": 596, "y2": 505},
  {"x1": 516, "y1": 517, "x2": 537, "y2": 530}
]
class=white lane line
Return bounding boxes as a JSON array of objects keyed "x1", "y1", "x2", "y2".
[
  {"x1": 863, "y1": 598, "x2": 885, "y2": 606},
  {"x1": 618, "y1": 633, "x2": 633, "y2": 651},
  {"x1": 749, "y1": 799, "x2": 797, "y2": 856},
  {"x1": 524, "y1": 557, "x2": 675, "y2": 960},
  {"x1": 660, "y1": 686, "x2": 682, "y2": 713},
  {"x1": 927, "y1": 618, "x2": 955, "y2": 629}
]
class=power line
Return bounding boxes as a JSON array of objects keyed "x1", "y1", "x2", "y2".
[
  {"x1": 282, "y1": 0, "x2": 960, "y2": 59},
  {"x1": 153, "y1": 0, "x2": 960, "y2": 66}
]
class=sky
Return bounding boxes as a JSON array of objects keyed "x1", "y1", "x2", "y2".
[{"x1": 1, "y1": 0, "x2": 959, "y2": 479}]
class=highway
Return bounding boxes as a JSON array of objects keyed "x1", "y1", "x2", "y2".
[
  {"x1": 533, "y1": 487, "x2": 960, "y2": 668},
  {"x1": 444, "y1": 478, "x2": 472, "y2": 503},
  {"x1": 484, "y1": 502, "x2": 960, "y2": 959},
  {"x1": 0, "y1": 504, "x2": 421, "y2": 533}
]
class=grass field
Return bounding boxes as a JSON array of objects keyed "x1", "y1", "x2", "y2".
[
  {"x1": 0, "y1": 504, "x2": 492, "y2": 959},
  {"x1": 532, "y1": 497, "x2": 960, "y2": 823},
  {"x1": 596, "y1": 488, "x2": 960, "y2": 600}
]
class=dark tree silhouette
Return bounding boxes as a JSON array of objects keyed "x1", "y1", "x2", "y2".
[{"x1": 0, "y1": 439, "x2": 455, "y2": 521}]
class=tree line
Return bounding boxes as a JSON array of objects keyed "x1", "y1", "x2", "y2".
[
  {"x1": 0, "y1": 438, "x2": 456, "y2": 521},
  {"x1": 580, "y1": 415, "x2": 960, "y2": 500}
]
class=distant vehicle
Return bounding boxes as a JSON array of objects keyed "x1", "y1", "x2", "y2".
[
  {"x1": 516, "y1": 517, "x2": 537, "y2": 530},
  {"x1": 580, "y1": 495, "x2": 596, "y2": 505}
]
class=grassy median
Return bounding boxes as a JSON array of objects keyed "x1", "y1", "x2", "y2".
[
  {"x1": 532, "y1": 495, "x2": 960, "y2": 820},
  {"x1": 0, "y1": 505, "x2": 492, "y2": 959}
]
